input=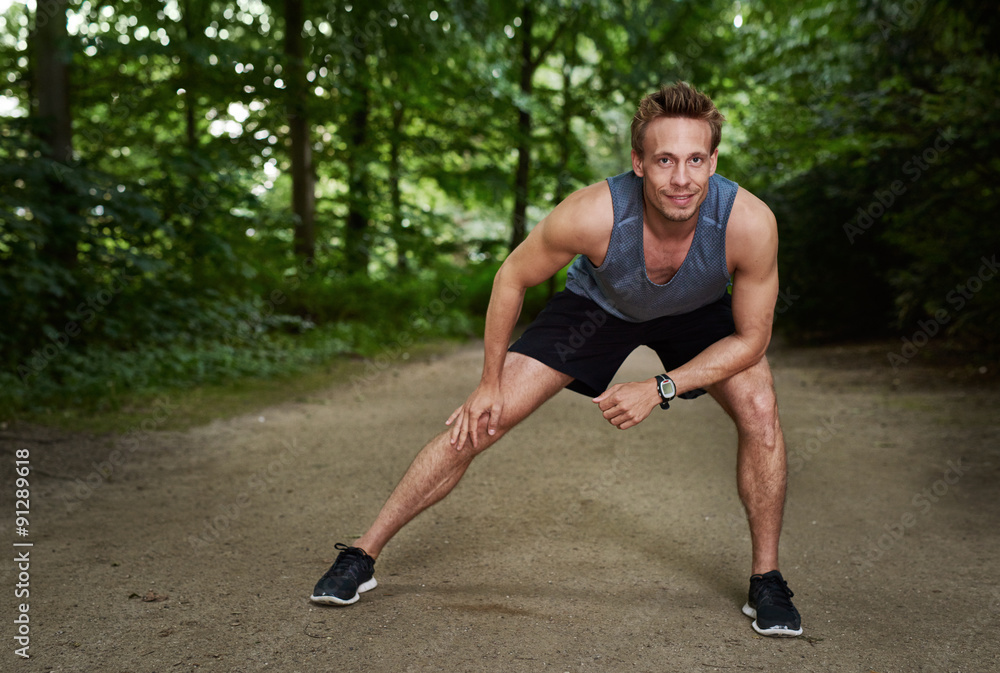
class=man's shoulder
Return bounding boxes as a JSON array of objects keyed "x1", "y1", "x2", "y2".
[
  {"x1": 729, "y1": 185, "x2": 777, "y2": 234},
  {"x1": 725, "y1": 185, "x2": 778, "y2": 271},
  {"x1": 540, "y1": 179, "x2": 615, "y2": 258},
  {"x1": 547, "y1": 180, "x2": 614, "y2": 233},
  {"x1": 563, "y1": 178, "x2": 615, "y2": 214}
]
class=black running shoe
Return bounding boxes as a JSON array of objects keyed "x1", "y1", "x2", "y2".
[
  {"x1": 310, "y1": 543, "x2": 377, "y2": 606},
  {"x1": 742, "y1": 570, "x2": 802, "y2": 637}
]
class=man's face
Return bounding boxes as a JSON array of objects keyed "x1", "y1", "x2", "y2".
[{"x1": 631, "y1": 116, "x2": 718, "y2": 226}]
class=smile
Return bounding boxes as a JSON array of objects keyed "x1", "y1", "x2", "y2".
[{"x1": 665, "y1": 194, "x2": 695, "y2": 207}]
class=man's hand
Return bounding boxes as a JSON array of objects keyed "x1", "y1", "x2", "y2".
[
  {"x1": 445, "y1": 381, "x2": 503, "y2": 451},
  {"x1": 593, "y1": 379, "x2": 661, "y2": 430}
]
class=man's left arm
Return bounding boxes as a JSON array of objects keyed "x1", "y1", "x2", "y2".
[{"x1": 594, "y1": 190, "x2": 779, "y2": 429}]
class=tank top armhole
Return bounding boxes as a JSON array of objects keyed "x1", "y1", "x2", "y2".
[
  {"x1": 717, "y1": 177, "x2": 739, "y2": 286},
  {"x1": 588, "y1": 178, "x2": 618, "y2": 273},
  {"x1": 594, "y1": 172, "x2": 641, "y2": 273}
]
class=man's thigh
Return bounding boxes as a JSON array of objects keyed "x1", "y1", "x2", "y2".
[{"x1": 495, "y1": 352, "x2": 575, "y2": 429}]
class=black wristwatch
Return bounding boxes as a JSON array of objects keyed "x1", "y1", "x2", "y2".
[{"x1": 655, "y1": 374, "x2": 676, "y2": 410}]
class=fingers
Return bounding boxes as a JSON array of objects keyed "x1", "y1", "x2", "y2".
[
  {"x1": 468, "y1": 411, "x2": 480, "y2": 450},
  {"x1": 596, "y1": 390, "x2": 623, "y2": 418},
  {"x1": 599, "y1": 399, "x2": 644, "y2": 430},
  {"x1": 487, "y1": 402, "x2": 502, "y2": 437},
  {"x1": 595, "y1": 389, "x2": 622, "y2": 425},
  {"x1": 604, "y1": 406, "x2": 625, "y2": 428},
  {"x1": 595, "y1": 382, "x2": 653, "y2": 430},
  {"x1": 447, "y1": 405, "x2": 487, "y2": 451},
  {"x1": 459, "y1": 408, "x2": 474, "y2": 450},
  {"x1": 592, "y1": 384, "x2": 619, "y2": 409},
  {"x1": 616, "y1": 416, "x2": 638, "y2": 430},
  {"x1": 458, "y1": 418, "x2": 472, "y2": 451},
  {"x1": 606, "y1": 410, "x2": 635, "y2": 430},
  {"x1": 449, "y1": 385, "x2": 505, "y2": 450},
  {"x1": 448, "y1": 405, "x2": 467, "y2": 447}
]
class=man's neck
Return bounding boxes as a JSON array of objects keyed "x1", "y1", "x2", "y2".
[{"x1": 643, "y1": 200, "x2": 699, "y2": 243}]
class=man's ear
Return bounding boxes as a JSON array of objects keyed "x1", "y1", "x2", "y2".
[
  {"x1": 708, "y1": 148, "x2": 718, "y2": 176},
  {"x1": 631, "y1": 149, "x2": 644, "y2": 177}
]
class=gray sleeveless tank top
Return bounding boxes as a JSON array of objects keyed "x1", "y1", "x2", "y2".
[{"x1": 564, "y1": 170, "x2": 738, "y2": 322}]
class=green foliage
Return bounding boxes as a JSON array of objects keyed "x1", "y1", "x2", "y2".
[
  {"x1": 3, "y1": 0, "x2": 997, "y2": 420},
  {"x1": 1, "y1": 276, "x2": 478, "y2": 414},
  {"x1": 730, "y1": 0, "x2": 1000, "y2": 352}
]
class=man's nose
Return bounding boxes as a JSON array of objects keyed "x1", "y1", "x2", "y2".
[{"x1": 670, "y1": 164, "x2": 689, "y2": 186}]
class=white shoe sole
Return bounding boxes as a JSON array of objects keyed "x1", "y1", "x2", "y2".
[
  {"x1": 742, "y1": 602, "x2": 803, "y2": 637},
  {"x1": 310, "y1": 577, "x2": 378, "y2": 606}
]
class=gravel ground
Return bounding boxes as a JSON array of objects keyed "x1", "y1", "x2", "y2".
[{"x1": 2, "y1": 340, "x2": 999, "y2": 672}]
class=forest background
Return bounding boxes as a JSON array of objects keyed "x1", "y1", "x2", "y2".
[{"x1": 2, "y1": 0, "x2": 997, "y2": 417}]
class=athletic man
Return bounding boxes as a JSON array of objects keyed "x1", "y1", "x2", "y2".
[{"x1": 311, "y1": 82, "x2": 802, "y2": 637}]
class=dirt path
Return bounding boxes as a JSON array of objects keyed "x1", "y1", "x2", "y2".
[{"x1": 3, "y1": 342, "x2": 999, "y2": 672}]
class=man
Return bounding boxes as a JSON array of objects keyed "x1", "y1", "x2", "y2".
[{"x1": 311, "y1": 81, "x2": 802, "y2": 637}]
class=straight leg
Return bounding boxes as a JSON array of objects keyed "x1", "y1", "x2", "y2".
[
  {"x1": 353, "y1": 353, "x2": 572, "y2": 558},
  {"x1": 708, "y1": 356, "x2": 786, "y2": 575}
]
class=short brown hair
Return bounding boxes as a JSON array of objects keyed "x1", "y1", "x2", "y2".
[{"x1": 630, "y1": 81, "x2": 725, "y2": 156}]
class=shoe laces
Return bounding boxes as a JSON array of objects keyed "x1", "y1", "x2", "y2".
[
  {"x1": 754, "y1": 573, "x2": 795, "y2": 610},
  {"x1": 327, "y1": 543, "x2": 373, "y2": 578}
]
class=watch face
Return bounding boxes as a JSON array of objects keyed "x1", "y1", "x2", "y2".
[{"x1": 659, "y1": 378, "x2": 676, "y2": 399}]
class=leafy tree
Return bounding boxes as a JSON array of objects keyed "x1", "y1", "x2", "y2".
[{"x1": 731, "y1": 0, "x2": 1000, "y2": 353}]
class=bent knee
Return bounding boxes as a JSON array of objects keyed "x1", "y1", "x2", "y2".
[
  {"x1": 455, "y1": 414, "x2": 513, "y2": 455},
  {"x1": 733, "y1": 390, "x2": 780, "y2": 446},
  {"x1": 746, "y1": 388, "x2": 778, "y2": 421}
]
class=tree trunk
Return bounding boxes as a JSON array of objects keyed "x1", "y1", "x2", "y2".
[
  {"x1": 389, "y1": 102, "x2": 406, "y2": 273},
  {"x1": 33, "y1": 0, "x2": 76, "y2": 270},
  {"x1": 510, "y1": 4, "x2": 534, "y2": 253},
  {"x1": 34, "y1": 1, "x2": 71, "y2": 162},
  {"x1": 344, "y1": 77, "x2": 371, "y2": 276},
  {"x1": 285, "y1": 0, "x2": 316, "y2": 264},
  {"x1": 180, "y1": 0, "x2": 199, "y2": 152},
  {"x1": 178, "y1": 0, "x2": 207, "y2": 284},
  {"x1": 549, "y1": 53, "x2": 575, "y2": 298}
]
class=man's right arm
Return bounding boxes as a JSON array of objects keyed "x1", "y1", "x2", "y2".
[{"x1": 446, "y1": 181, "x2": 612, "y2": 450}]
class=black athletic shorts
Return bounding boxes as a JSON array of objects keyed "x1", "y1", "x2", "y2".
[{"x1": 509, "y1": 290, "x2": 735, "y2": 398}]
